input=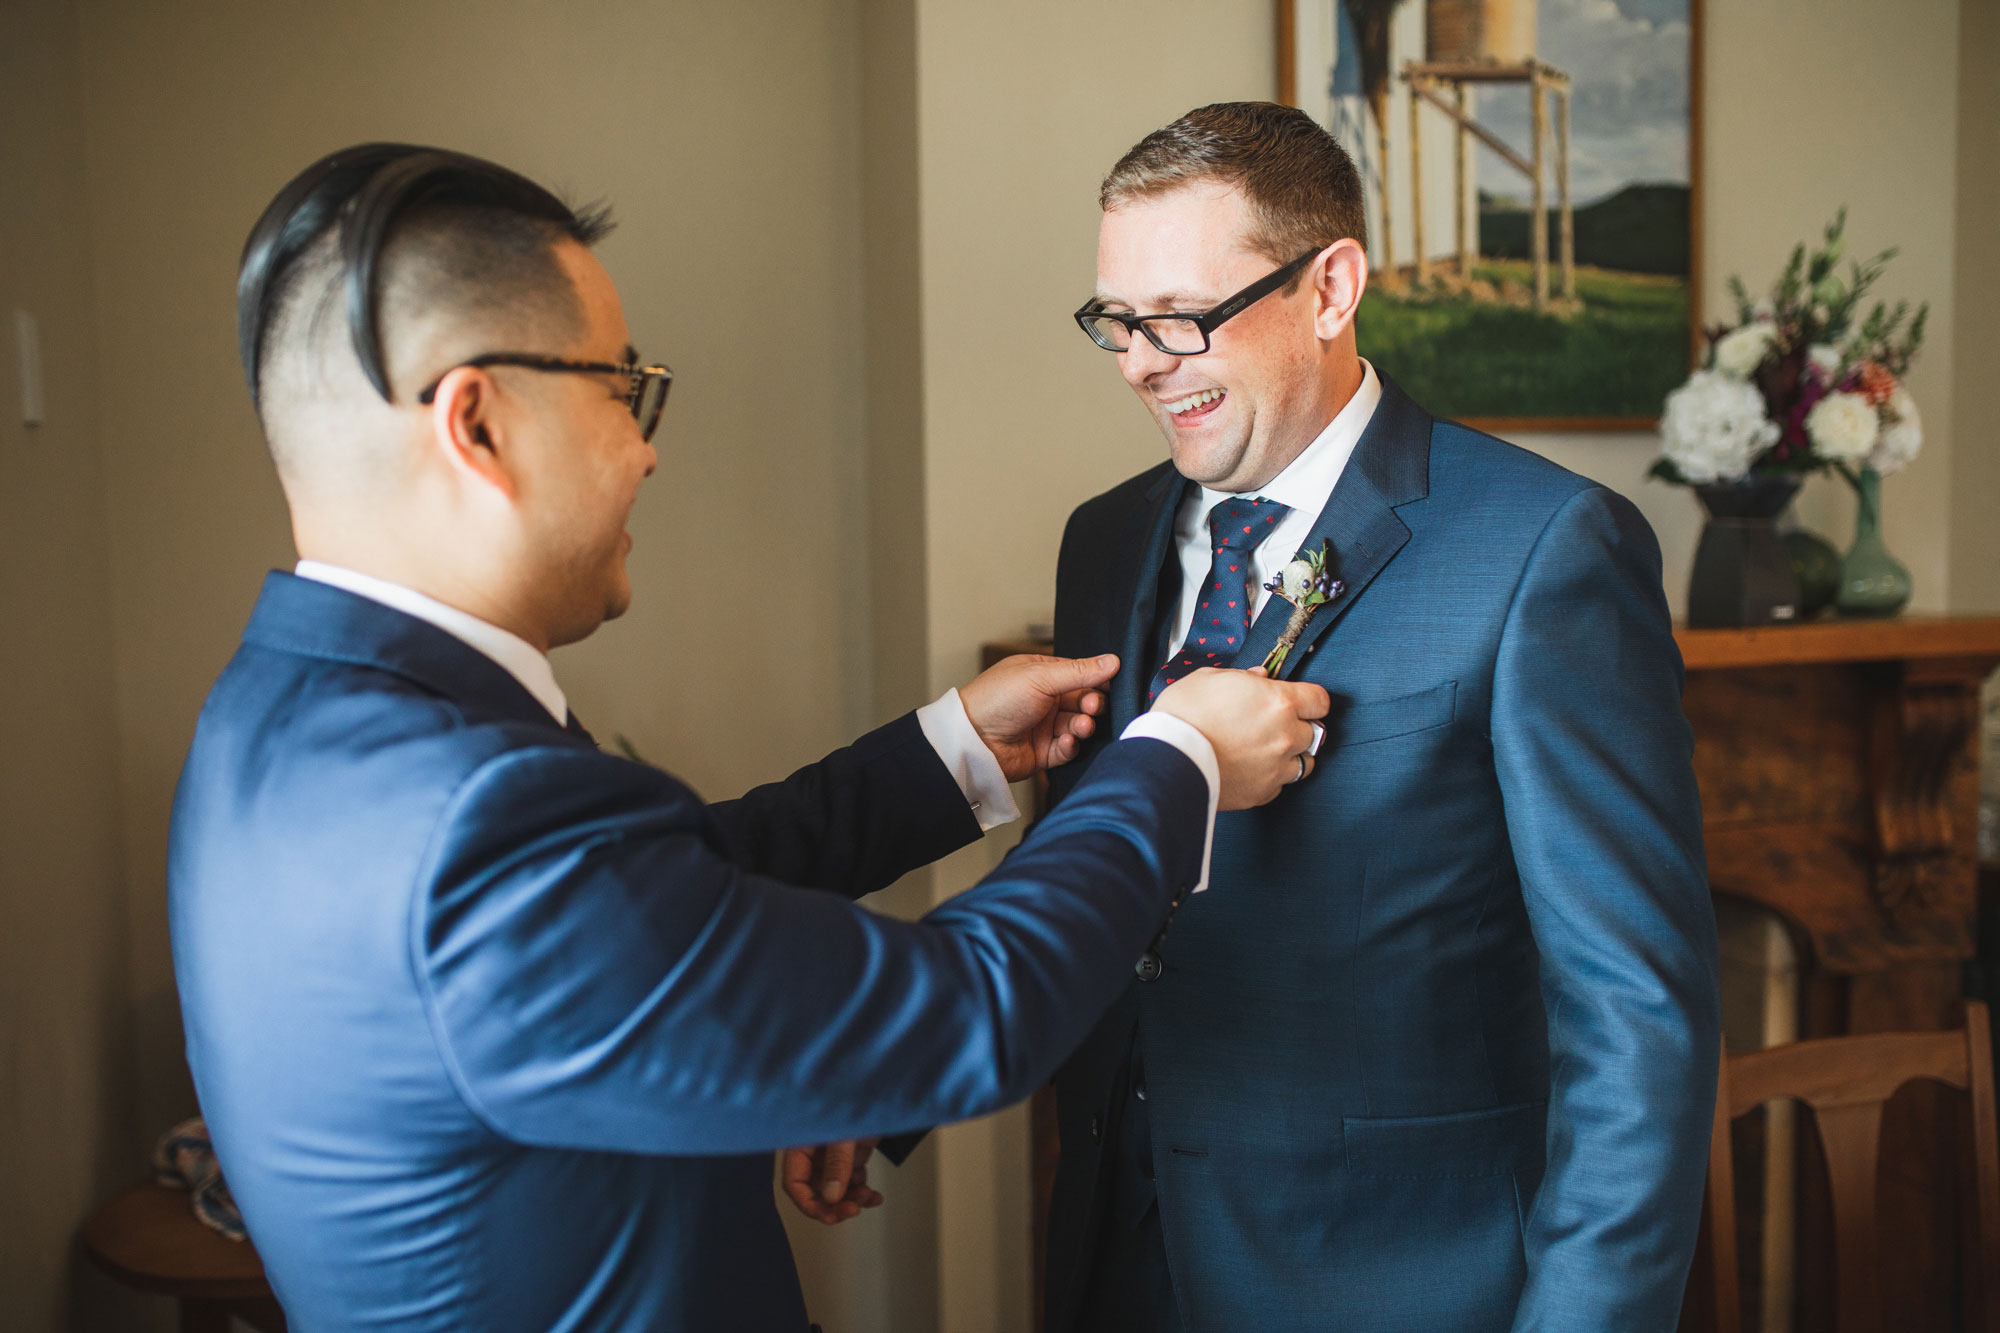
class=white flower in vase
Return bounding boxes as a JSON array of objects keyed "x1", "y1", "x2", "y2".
[
  {"x1": 1807, "y1": 344, "x2": 1844, "y2": 379},
  {"x1": 1868, "y1": 386, "x2": 1922, "y2": 475},
  {"x1": 1658, "y1": 370, "x2": 1780, "y2": 484},
  {"x1": 1713, "y1": 322, "x2": 1779, "y2": 379},
  {"x1": 1806, "y1": 390, "x2": 1880, "y2": 462}
]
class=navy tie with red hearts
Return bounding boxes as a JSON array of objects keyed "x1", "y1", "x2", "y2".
[{"x1": 1147, "y1": 495, "x2": 1294, "y2": 703}]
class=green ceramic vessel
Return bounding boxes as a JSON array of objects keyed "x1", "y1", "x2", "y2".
[
  {"x1": 1780, "y1": 529, "x2": 1841, "y2": 618},
  {"x1": 1836, "y1": 466, "x2": 1912, "y2": 618}
]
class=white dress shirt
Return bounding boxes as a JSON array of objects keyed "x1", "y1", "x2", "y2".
[
  {"x1": 295, "y1": 561, "x2": 1219, "y2": 881},
  {"x1": 1165, "y1": 360, "x2": 1382, "y2": 660}
]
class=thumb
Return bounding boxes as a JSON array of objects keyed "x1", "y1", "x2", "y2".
[
  {"x1": 819, "y1": 1141, "x2": 856, "y2": 1203},
  {"x1": 1030, "y1": 652, "x2": 1119, "y2": 693}
]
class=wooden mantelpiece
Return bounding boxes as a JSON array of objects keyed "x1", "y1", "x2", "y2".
[{"x1": 1677, "y1": 617, "x2": 2000, "y2": 1025}]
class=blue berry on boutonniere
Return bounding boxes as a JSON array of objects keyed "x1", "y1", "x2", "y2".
[{"x1": 1260, "y1": 538, "x2": 1344, "y2": 675}]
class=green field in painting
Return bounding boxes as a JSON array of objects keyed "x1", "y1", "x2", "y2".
[{"x1": 1356, "y1": 260, "x2": 1690, "y2": 420}]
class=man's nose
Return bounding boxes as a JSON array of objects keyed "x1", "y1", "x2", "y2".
[{"x1": 1119, "y1": 331, "x2": 1180, "y2": 389}]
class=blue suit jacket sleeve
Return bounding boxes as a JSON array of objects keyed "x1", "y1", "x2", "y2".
[
  {"x1": 704, "y1": 712, "x2": 977, "y2": 898},
  {"x1": 1491, "y1": 487, "x2": 1721, "y2": 1331},
  {"x1": 412, "y1": 735, "x2": 1207, "y2": 1155}
]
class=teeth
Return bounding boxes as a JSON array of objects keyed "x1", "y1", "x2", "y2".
[{"x1": 1164, "y1": 388, "x2": 1224, "y2": 415}]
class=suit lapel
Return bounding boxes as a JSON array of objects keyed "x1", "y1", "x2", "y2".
[
  {"x1": 1106, "y1": 467, "x2": 1191, "y2": 730},
  {"x1": 1236, "y1": 371, "x2": 1434, "y2": 678}
]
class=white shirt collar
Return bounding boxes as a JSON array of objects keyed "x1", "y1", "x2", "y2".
[
  {"x1": 293, "y1": 561, "x2": 569, "y2": 724},
  {"x1": 1193, "y1": 359, "x2": 1381, "y2": 519}
]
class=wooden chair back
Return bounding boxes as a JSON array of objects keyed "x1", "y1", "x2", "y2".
[{"x1": 1701, "y1": 999, "x2": 2000, "y2": 1333}]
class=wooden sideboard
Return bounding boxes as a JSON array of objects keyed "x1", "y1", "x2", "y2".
[
  {"x1": 987, "y1": 617, "x2": 2000, "y2": 1329},
  {"x1": 1680, "y1": 617, "x2": 2000, "y2": 1035}
]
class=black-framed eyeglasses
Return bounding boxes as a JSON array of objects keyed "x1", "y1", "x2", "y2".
[
  {"x1": 1074, "y1": 248, "x2": 1323, "y2": 356},
  {"x1": 416, "y1": 353, "x2": 674, "y2": 442}
]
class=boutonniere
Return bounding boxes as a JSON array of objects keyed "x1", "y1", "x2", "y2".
[{"x1": 1260, "y1": 539, "x2": 1344, "y2": 675}]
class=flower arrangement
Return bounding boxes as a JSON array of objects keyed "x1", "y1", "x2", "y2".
[{"x1": 1651, "y1": 210, "x2": 1928, "y2": 489}]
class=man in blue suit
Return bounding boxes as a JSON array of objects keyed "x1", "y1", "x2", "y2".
[
  {"x1": 168, "y1": 143, "x2": 1330, "y2": 1331},
  {"x1": 1040, "y1": 104, "x2": 1722, "y2": 1331}
]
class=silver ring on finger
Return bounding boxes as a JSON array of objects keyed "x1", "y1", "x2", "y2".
[{"x1": 1293, "y1": 754, "x2": 1308, "y2": 784}]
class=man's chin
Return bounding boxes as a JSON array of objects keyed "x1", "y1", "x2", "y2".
[{"x1": 1167, "y1": 434, "x2": 1249, "y2": 488}]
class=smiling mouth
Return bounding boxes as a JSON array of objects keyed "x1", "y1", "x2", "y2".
[{"x1": 1162, "y1": 387, "x2": 1225, "y2": 422}]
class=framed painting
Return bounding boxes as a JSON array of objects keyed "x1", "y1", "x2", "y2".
[{"x1": 1278, "y1": 0, "x2": 1703, "y2": 431}]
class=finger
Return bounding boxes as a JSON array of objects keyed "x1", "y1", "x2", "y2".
[
  {"x1": 1047, "y1": 733, "x2": 1077, "y2": 765},
  {"x1": 851, "y1": 1185, "x2": 885, "y2": 1208},
  {"x1": 1020, "y1": 652, "x2": 1120, "y2": 695},
  {"x1": 819, "y1": 1141, "x2": 855, "y2": 1203},
  {"x1": 1079, "y1": 689, "x2": 1105, "y2": 716},
  {"x1": 1278, "y1": 680, "x2": 1331, "y2": 719},
  {"x1": 1056, "y1": 709, "x2": 1096, "y2": 739},
  {"x1": 782, "y1": 1151, "x2": 830, "y2": 1220}
]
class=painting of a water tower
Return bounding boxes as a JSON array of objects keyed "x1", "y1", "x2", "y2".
[{"x1": 1283, "y1": 0, "x2": 1696, "y2": 428}]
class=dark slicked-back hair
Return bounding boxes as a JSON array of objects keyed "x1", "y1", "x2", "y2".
[
  {"x1": 237, "y1": 143, "x2": 613, "y2": 408},
  {"x1": 1101, "y1": 103, "x2": 1367, "y2": 270}
]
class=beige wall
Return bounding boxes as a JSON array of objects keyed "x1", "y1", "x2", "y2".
[
  {"x1": 0, "y1": 2, "x2": 148, "y2": 1326},
  {"x1": 1952, "y1": 0, "x2": 2000, "y2": 612}
]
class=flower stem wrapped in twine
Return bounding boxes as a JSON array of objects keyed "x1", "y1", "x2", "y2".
[{"x1": 1260, "y1": 539, "x2": 1343, "y2": 676}]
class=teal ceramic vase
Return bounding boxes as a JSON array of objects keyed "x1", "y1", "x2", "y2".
[
  {"x1": 1687, "y1": 475, "x2": 1804, "y2": 628},
  {"x1": 1836, "y1": 466, "x2": 1912, "y2": 618}
]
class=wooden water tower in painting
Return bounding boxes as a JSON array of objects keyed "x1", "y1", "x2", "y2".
[{"x1": 1403, "y1": 0, "x2": 1573, "y2": 308}]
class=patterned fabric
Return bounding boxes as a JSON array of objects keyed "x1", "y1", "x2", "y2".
[
  {"x1": 1146, "y1": 496, "x2": 1293, "y2": 702},
  {"x1": 152, "y1": 1116, "x2": 247, "y2": 1241}
]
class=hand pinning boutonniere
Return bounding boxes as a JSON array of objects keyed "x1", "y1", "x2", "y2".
[{"x1": 1260, "y1": 539, "x2": 1344, "y2": 675}]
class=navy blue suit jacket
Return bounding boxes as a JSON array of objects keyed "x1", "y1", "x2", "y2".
[
  {"x1": 1043, "y1": 373, "x2": 1721, "y2": 1332},
  {"x1": 169, "y1": 573, "x2": 1209, "y2": 1332}
]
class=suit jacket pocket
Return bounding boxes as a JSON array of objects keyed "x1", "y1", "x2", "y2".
[
  {"x1": 1342, "y1": 1100, "x2": 1546, "y2": 1179},
  {"x1": 1330, "y1": 680, "x2": 1457, "y2": 748}
]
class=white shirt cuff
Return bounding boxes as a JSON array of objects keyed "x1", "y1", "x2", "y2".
[
  {"x1": 1118, "y1": 711, "x2": 1220, "y2": 894},
  {"x1": 915, "y1": 688, "x2": 1022, "y2": 832}
]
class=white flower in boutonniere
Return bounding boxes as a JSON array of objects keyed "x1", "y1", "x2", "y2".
[
  {"x1": 1806, "y1": 389, "x2": 1879, "y2": 462},
  {"x1": 1260, "y1": 539, "x2": 1343, "y2": 676}
]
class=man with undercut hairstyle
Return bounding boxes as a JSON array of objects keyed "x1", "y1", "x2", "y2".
[
  {"x1": 1035, "y1": 103, "x2": 1720, "y2": 1332},
  {"x1": 169, "y1": 142, "x2": 1328, "y2": 1331}
]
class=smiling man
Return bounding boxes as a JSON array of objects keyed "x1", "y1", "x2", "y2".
[
  {"x1": 1041, "y1": 103, "x2": 1721, "y2": 1332},
  {"x1": 167, "y1": 142, "x2": 1329, "y2": 1332}
]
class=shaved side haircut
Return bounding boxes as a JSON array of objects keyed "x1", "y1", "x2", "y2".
[
  {"x1": 1102, "y1": 102, "x2": 1367, "y2": 280},
  {"x1": 238, "y1": 143, "x2": 613, "y2": 472}
]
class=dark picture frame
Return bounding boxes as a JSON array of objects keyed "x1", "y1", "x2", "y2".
[{"x1": 1278, "y1": 0, "x2": 1704, "y2": 432}]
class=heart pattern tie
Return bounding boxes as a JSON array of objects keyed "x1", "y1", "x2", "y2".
[{"x1": 1147, "y1": 495, "x2": 1293, "y2": 703}]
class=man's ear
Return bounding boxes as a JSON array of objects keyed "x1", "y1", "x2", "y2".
[
  {"x1": 1311, "y1": 238, "x2": 1368, "y2": 343},
  {"x1": 427, "y1": 365, "x2": 516, "y2": 499}
]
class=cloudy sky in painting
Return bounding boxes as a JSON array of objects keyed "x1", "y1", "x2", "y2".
[{"x1": 1474, "y1": 0, "x2": 1689, "y2": 206}]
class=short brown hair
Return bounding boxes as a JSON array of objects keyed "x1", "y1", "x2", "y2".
[{"x1": 1100, "y1": 102, "x2": 1367, "y2": 267}]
